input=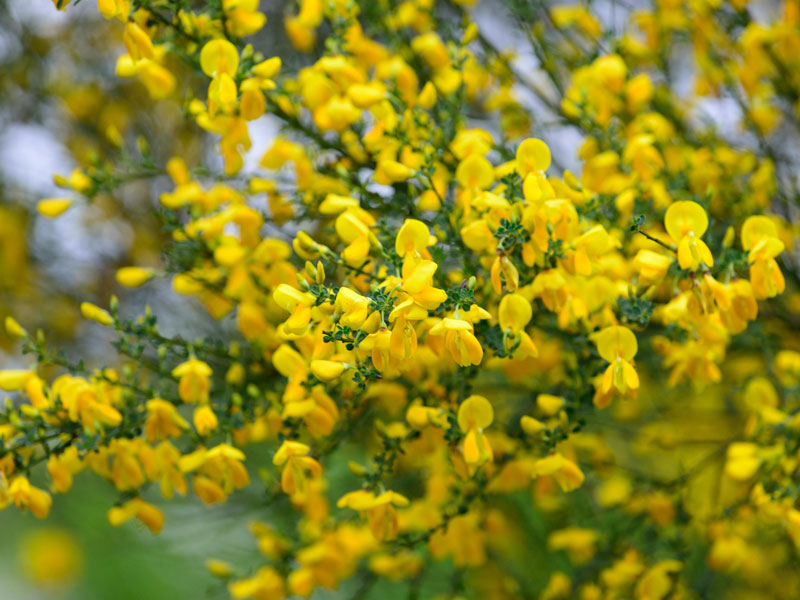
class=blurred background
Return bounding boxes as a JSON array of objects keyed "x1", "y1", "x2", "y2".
[{"x1": 0, "y1": 1, "x2": 293, "y2": 597}]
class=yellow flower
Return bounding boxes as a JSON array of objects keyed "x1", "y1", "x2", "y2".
[
  {"x1": 389, "y1": 314, "x2": 418, "y2": 362},
  {"x1": 0, "y1": 369, "x2": 33, "y2": 391},
  {"x1": 116, "y1": 266, "x2": 154, "y2": 288},
  {"x1": 724, "y1": 442, "x2": 760, "y2": 481},
  {"x1": 591, "y1": 325, "x2": 639, "y2": 404},
  {"x1": 108, "y1": 498, "x2": 165, "y2": 534},
  {"x1": 145, "y1": 398, "x2": 189, "y2": 442},
  {"x1": 406, "y1": 403, "x2": 445, "y2": 429},
  {"x1": 375, "y1": 160, "x2": 413, "y2": 183},
  {"x1": 5, "y1": 316, "x2": 27, "y2": 338},
  {"x1": 47, "y1": 446, "x2": 83, "y2": 493},
  {"x1": 571, "y1": 225, "x2": 612, "y2": 276},
  {"x1": 534, "y1": 453, "x2": 584, "y2": 492},
  {"x1": 272, "y1": 441, "x2": 322, "y2": 504},
  {"x1": 337, "y1": 489, "x2": 409, "y2": 540},
  {"x1": 57, "y1": 376, "x2": 123, "y2": 431},
  {"x1": 520, "y1": 415, "x2": 546, "y2": 436},
  {"x1": 429, "y1": 317, "x2": 483, "y2": 367},
  {"x1": 347, "y1": 83, "x2": 386, "y2": 108},
  {"x1": 8, "y1": 476, "x2": 52, "y2": 519},
  {"x1": 37, "y1": 198, "x2": 72, "y2": 218},
  {"x1": 632, "y1": 250, "x2": 673, "y2": 286},
  {"x1": 229, "y1": 566, "x2": 285, "y2": 600},
  {"x1": 200, "y1": 39, "x2": 240, "y2": 77},
  {"x1": 498, "y1": 293, "x2": 538, "y2": 358},
  {"x1": 180, "y1": 444, "x2": 250, "y2": 504},
  {"x1": 537, "y1": 394, "x2": 565, "y2": 416},
  {"x1": 635, "y1": 560, "x2": 682, "y2": 600},
  {"x1": 741, "y1": 215, "x2": 785, "y2": 299},
  {"x1": 19, "y1": 527, "x2": 83, "y2": 586},
  {"x1": 335, "y1": 210, "x2": 377, "y2": 264},
  {"x1": 193, "y1": 405, "x2": 219, "y2": 436},
  {"x1": 395, "y1": 218, "x2": 435, "y2": 259},
  {"x1": 516, "y1": 138, "x2": 551, "y2": 176},
  {"x1": 171, "y1": 359, "x2": 213, "y2": 404},
  {"x1": 741, "y1": 215, "x2": 784, "y2": 263},
  {"x1": 223, "y1": 0, "x2": 267, "y2": 37},
  {"x1": 97, "y1": 0, "x2": 130, "y2": 21},
  {"x1": 122, "y1": 22, "x2": 154, "y2": 62},
  {"x1": 253, "y1": 56, "x2": 282, "y2": 80},
  {"x1": 456, "y1": 154, "x2": 494, "y2": 189},
  {"x1": 457, "y1": 395, "x2": 494, "y2": 469},
  {"x1": 417, "y1": 81, "x2": 437, "y2": 108},
  {"x1": 206, "y1": 558, "x2": 234, "y2": 578},
  {"x1": 80, "y1": 302, "x2": 113, "y2": 326},
  {"x1": 547, "y1": 527, "x2": 598, "y2": 565},
  {"x1": 310, "y1": 359, "x2": 346, "y2": 382},
  {"x1": 664, "y1": 201, "x2": 713, "y2": 270}
]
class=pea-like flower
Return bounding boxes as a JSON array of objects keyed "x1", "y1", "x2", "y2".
[
  {"x1": 664, "y1": 201, "x2": 713, "y2": 271},
  {"x1": 591, "y1": 325, "x2": 639, "y2": 408},
  {"x1": 429, "y1": 317, "x2": 483, "y2": 367},
  {"x1": 457, "y1": 395, "x2": 494, "y2": 471}
]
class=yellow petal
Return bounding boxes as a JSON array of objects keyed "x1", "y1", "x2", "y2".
[
  {"x1": 498, "y1": 293, "x2": 532, "y2": 331},
  {"x1": 456, "y1": 154, "x2": 494, "y2": 189},
  {"x1": 37, "y1": 198, "x2": 73, "y2": 218},
  {"x1": 457, "y1": 395, "x2": 494, "y2": 431},
  {"x1": 310, "y1": 360, "x2": 346, "y2": 382},
  {"x1": 591, "y1": 325, "x2": 637, "y2": 362},
  {"x1": 200, "y1": 39, "x2": 240, "y2": 77},
  {"x1": 664, "y1": 201, "x2": 708, "y2": 241},
  {"x1": 516, "y1": 138, "x2": 551, "y2": 176}
]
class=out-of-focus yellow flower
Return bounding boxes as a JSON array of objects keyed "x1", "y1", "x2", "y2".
[
  {"x1": 80, "y1": 302, "x2": 113, "y2": 326},
  {"x1": 172, "y1": 359, "x2": 213, "y2": 404},
  {"x1": 108, "y1": 498, "x2": 165, "y2": 534},
  {"x1": 19, "y1": 528, "x2": 83, "y2": 587},
  {"x1": 37, "y1": 198, "x2": 72, "y2": 218}
]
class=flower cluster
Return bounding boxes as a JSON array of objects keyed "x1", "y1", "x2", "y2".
[{"x1": 1, "y1": 0, "x2": 799, "y2": 598}]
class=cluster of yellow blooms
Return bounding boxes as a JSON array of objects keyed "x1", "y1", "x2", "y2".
[{"x1": 2, "y1": 0, "x2": 800, "y2": 598}]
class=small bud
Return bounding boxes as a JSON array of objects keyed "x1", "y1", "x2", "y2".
[
  {"x1": 564, "y1": 170, "x2": 580, "y2": 189},
  {"x1": 116, "y1": 266, "x2": 154, "y2": 288},
  {"x1": 310, "y1": 360, "x2": 346, "y2": 382},
  {"x1": 296, "y1": 273, "x2": 310, "y2": 291},
  {"x1": 347, "y1": 461, "x2": 366, "y2": 476},
  {"x1": 80, "y1": 302, "x2": 113, "y2": 326},
  {"x1": 136, "y1": 135, "x2": 149, "y2": 156},
  {"x1": 5, "y1": 316, "x2": 27, "y2": 339},
  {"x1": 0, "y1": 370, "x2": 32, "y2": 391},
  {"x1": 37, "y1": 198, "x2": 73, "y2": 218},
  {"x1": 722, "y1": 226, "x2": 735, "y2": 249},
  {"x1": 462, "y1": 23, "x2": 478, "y2": 45},
  {"x1": 206, "y1": 559, "x2": 233, "y2": 579},
  {"x1": 467, "y1": 276, "x2": 477, "y2": 290},
  {"x1": 19, "y1": 404, "x2": 39, "y2": 418},
  {"x1": 226, "y1": 363, "x2": 245, "y2": 385}
]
